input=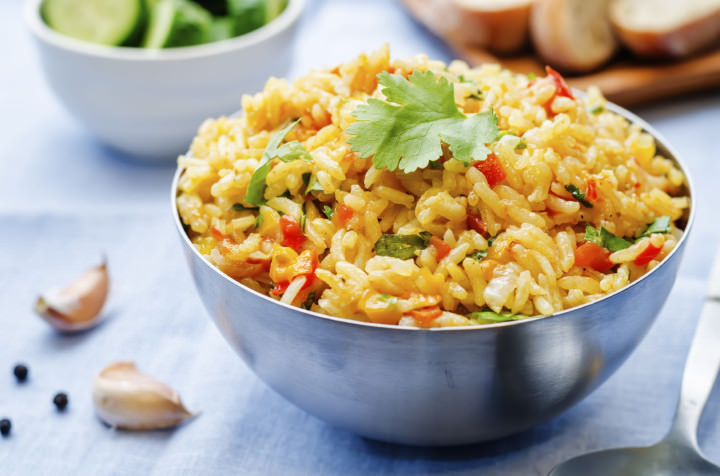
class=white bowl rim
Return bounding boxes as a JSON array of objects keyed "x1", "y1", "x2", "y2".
[
  {"x1": 171, "y1": 100, "x2": 696, "y2": 333},
  {"x1": 24, "y1": 0, "x2": 305, "y2": 61}
]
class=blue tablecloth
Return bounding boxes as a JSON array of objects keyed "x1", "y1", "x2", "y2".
[{"x1": 2, "y1": 1, "x2": 720, "y2": 474}]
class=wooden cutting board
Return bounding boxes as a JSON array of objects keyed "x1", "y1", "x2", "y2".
[{"x1": 401, "y1": 0, "x2": 720, "y2": 106}]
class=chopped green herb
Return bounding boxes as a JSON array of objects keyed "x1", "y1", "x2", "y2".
[
  {"x1": 639, "y1": 216, "x2": 671, "y2": 238},
  {"x1": 322, "y1": 205, "x2": 333, "y2": 220},
  {"x1": 301, "y1": 291, "x2": 317, "y2": 310},
  {"x1": 602, "y1": 228, "x2": 632, "y2": 251},
  {"x1": 244, "y1": 119, "x2": 312, "y2": 206},
  {"x1": 373, "y1": 232, "x2": 432, "y2": 260},
  {"x1": 466, "y1": 249, "x2": 488, "y2": 261},
  {"x1": 565, "y1": 184, "x2": 593, "y2": 208},
  {"x1": 584, "y1": 224, "x2": 602, "y2": 245},
  {"x1": 231, "y1": 203, "x2": 256, "y2": 212},
  {"x1": 303, "y1": 174, "x2": 324, "y2": 194},
  {"x1": 299, "y1": 213, "x2": 307, "y2": 232},
  {"x1": 590, "y1": 105, "x2": 605, "y2": 115},
  {"x1": 378, "y1": 293, "x2": 398, "y2": 307},
  {"x1": 428, "y1": 159, "x2": 444, "y2": 169},
  {"x1": 527, "y1": 72, "x2": 537, "y2": 80},
  {"x1": 514, "y1": 139, "x2": 527, "y2": 151},
  {"x1": 254, "y1": 214, "x2": 264, "y2": 229},
  {"x1": 467, "y1": 310, "x2": 529, "y2": 324},
  {"x1": 457, "y1": 74, "x2": 474, "y2": 83},
  {"x1": 468, "y1": 91, "x2": 483, "y2": 101},
  {"x1": 496, "y1": 130, "x2": 518, "y2": 140},
  {"x1": 585, "y1": 224, "x2": 632, "y2": 251},
  {"x1": 347, "y1": 71, "x2": 498, "y2": 173}
]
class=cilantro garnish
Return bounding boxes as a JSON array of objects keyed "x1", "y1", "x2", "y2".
[
  {"x1": 584, "y1": 224, "x2": 631, "y2": 252},
  {"x1": 254, "y1": 214, "x2": 264, "y2": 229},
  {"x1": 300, "y1": 212, "x2": 307, "y2": 232},
  {"x1": 590, "y1": 105, "x2": 605, "y2": 115},
  {"x1": 514, "y1": 139, "x2": 527, "y2": 151},
  {"x1": 527, "y1": 72, "x2": 537, "y2": 80},
  {"x1": 467, "y1": 310, "x2": 528, "y2": 324},
  {"x1": 466, "y1": 249, "x2": 488, "y2": 261},
  {"x1": 565, "y1": 184, "x2": 593, "y2": 208},
  {"x1": 374, "y1": 232, "x2": 432, "y2": 260},
  {"x1": 244, "y1": 120, "x2": 312, "y2": 206},
  {"x1": 468, "y1": 91, "x2": 483, "y2": 101},
  {"x1": 639, "y1": 216, "x2": 671, "y2": 238},
  {"x1": 347, "y1": 71, "x2": 499, "y2": 173},
  {"x1": 301, "y1": 291, "x2": 317, "y2": 310},
  {"x1": 322, "y1": 205, "x2": 333, "y2": 220},
  {"x1": 231, "y1": 203, "x2": 256, "y2": 212}
]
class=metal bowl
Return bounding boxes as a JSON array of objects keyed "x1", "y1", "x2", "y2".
[{"x1": 172, "y1": 102, "x2": 694, "y2": 446}]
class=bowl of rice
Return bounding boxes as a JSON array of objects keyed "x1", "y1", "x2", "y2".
[{"x1": 173, "y1": 46, "x2": 693, "y2": 445}]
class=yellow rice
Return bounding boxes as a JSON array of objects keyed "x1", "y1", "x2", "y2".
[{"x1": 176, "y1": 46, "x2": 690, "y2": 328}]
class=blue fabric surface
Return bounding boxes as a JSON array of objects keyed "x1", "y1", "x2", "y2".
[{"x1": 2, "y1": 1, "x2": 720, "y2": 474}]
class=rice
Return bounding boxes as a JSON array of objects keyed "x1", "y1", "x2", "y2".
[{"x1": 176, "y1": 45, "x2": 690, "y2": 328}]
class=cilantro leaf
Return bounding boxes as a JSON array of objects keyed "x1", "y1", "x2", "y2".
[
  {"x1": 467, "y1": 310, "x2": 529, "y2": 324},
  {"x1": 466, "y1": 249, "x2": 488, "y2": 261},
  {"x1": 601, "y1": 228, "x2": 632, "y2": 252},
  {"x1": 322, "y1": 205, "x2": 333, "y2": 220},
  {"x1": 301, "y1": 291, "x2": 317, "y2": 310},
  {"x1": 231, "y1": 203, "x2": 256, "y2": 212},
  {"x1": 255, "y1": 214, "x2": 264, "y2": 229},
  {"x1": 585, "y1": 224, "x2": 632, "y2": 251},
  {"x1": 639, "y1": 216, "x2": 671, "y2": 238},
  {"x1": 590, "y1": 105, "x2": 605, "y2": 115},
  {"x1": 584, "y1": 224, "x2": 602, "y2": 245},
  {"x1": 565, "y1": 184, "x2": 593, "y2": 208},
  {"x1": 244, "y1": 120, "x2": 310, "y2": 206},
  {"x1": 374, "y1": 232, "x2": 432, "y2": 259},
  {"x1": 514, "y1": 139, "x2": 527, "y2": 151},
  {"x1": 347, "y1": 71, "x2": 498, "y2": 173}
]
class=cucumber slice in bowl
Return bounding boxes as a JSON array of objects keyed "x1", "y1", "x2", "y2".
[
  {"x1": 42, "y1": 0, "x2": 144, "y2": 46},
  {"x1": 143, "y1": 0, "x2": 212, "y2": 48}
]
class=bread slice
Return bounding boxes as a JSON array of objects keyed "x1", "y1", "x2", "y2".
[
  {"x1": 400, "y1": 0, "x2": 534, "y2": 55},
  {"x1": 450, "y1": 0, "x2": 535, "y2": 54},
  {"x1": 610, "y1": 0, "x2": 720, "y2": 57},
  {"x1": 530, "y1": 0, "x2": 619, "y2": 73}
]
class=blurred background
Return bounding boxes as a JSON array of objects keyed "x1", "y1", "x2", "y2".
[{"x1": 1, "y1": 0, "x2": 720, "y2": 474}]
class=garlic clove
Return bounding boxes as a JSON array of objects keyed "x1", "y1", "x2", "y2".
[
  {"x1": 93, "y1": 362, "x2": 197, "y2": 430},
  {"x1": 34, "y1": 261, "x2": 109, "y2": 332}
]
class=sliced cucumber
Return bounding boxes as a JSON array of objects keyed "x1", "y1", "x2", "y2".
[
  {"x1": 264, "y1": 0, "x2": 288, "y2": 22},
  {"x1": 42, "y1": 0, "x2": 144, "y2": 46},
  {"x1": 227, "y1": 0, "x2": 266, "y2": 35},
  {"x1": 209, "y1": 17, "x2": 236, "y2": 42},
  {"x1": 194, "y1": 0, "x2": 227, "y2": 16},
  {"x1": 143, "y1": 0, "x2": 212, "y2": 48}
]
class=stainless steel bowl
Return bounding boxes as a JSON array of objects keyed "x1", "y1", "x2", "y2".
[{"x1": 172, "y1": 102, "x2": 694, "y2": 446}]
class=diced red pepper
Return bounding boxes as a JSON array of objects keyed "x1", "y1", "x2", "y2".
[
  {"x1": 270, "y1": 249, "x2": 318, "y2": 297},
  {"x1": 634, "y1": 243, "x2": 662, "y2": 266},
  {"x1": 473, "y1": 153, "x2": 506, "y2": 188},
  {"x1": 409, "y1": 305, "x2": 443, "y2": 327},
  {"x1": 467, "y1": 213, "x2": 489, "y2": 237},
  {"x1": 270, "y1": 280, "x2": 290, "y2": 296},
  {"x1": 280, "y1": 215, "x2": 306, "y2": 251},
  {"x1": 586, "y1": 179, "x2": 598, "y2": 203},
  {"x1": 545, "y1": 66, "x2": 574, "y2": 99},
  {"x1": 211, "y1": 227, "x2": 231, "y2": 243},
  {"x1": 335, "y1": 203, "x2": 354, "y2": 227},
  {"x1": 574, "y1": 241, "x2": 614, "y2": 272},
  {"x1": 429, "y1": 236, "x2": 451, "y2": 260}
]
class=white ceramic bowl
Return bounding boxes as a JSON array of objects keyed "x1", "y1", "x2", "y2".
[{"x1": 25, "y1": 0, "x2": 304, "y2": 161}]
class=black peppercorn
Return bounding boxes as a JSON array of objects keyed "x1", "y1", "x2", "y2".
[
  {"x1": 0, "y1": 418, "x2": 10, "y2": 436},
  {"x1": 53, "y1": 392, "x2": 69, "y2": 411},
  {"x1": 13, "y1": 364, "x2": 28, "y2": 383}
]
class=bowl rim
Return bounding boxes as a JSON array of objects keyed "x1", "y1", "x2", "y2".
[
  {"x1": 171, "y1": 99, "x2": 696, "y2": 332},
  {"x1": 24, "y1": 0, "x2": 305, "y2": 61}
]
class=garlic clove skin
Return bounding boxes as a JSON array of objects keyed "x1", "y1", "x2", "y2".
[
  {"x1": 34, "y1": 262, "x2": 109, "y2": 332},
  {"x1": 93, "y1": 362, "x2": 196, "y2": 430}
]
